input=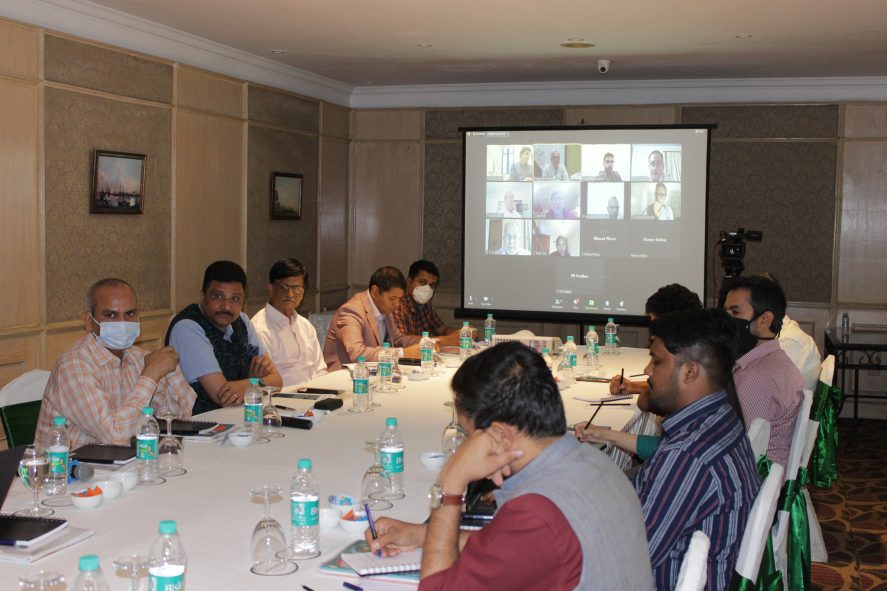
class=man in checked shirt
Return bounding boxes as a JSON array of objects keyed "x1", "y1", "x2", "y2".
[{"x1": 37, "y1": 278, "x2": 196, "y2": 450}]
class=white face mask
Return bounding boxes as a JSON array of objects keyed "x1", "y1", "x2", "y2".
[
  {"x1": 412, "y1": 285, "x2": 434, "y2": 305},
  {"x1": 90, "y1": 314, "x2": 140, "y2": 350}
]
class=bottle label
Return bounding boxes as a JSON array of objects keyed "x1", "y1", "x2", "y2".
[
  {"x1": 484, "y1": 327, "x2": 494, "y2": 341},
  {"x1": 353, "y1": 378, "x2": 368, "y2": 395},
  {"x1": 460, "y1": 337, "x2": 472, "y2": 350},
  {"x1": 244, "y1": 403, "x2": 262, "y2": 424},
  {"x1": 47, "y1": 449, "x2": 68, "y2": 475},
  {"x1": 420, "y1": 347, "x2": 433, "y2": 362},
  {"x1": 136, "y1": 435, "x2": 158, "y2": 460},
  {"x1": 606, "y1": 333, "x2": 616, "y2": 345},
  {"x1": 291, "y1": 498, "x2": 319, "y2": 527},
  {"x1": 592, "y1": 342, "x2": 599, "y2": 354},
  {"x1": 149, "y1": 568, "x2": 184, "y2": 591},
  {"x1": 379, "y1": 361, "x2": 392, "y2": 378},
  {"x1": 381, "y1": 449, "x2": 404, "y2": 474}
]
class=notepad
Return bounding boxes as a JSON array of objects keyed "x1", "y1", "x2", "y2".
[
  {"x1": 0, "y1": 514, "x2": 68, "y2": 548},
  {"x1": 319, "y1": 540, "x2": 420, "y2": 584},
  {"x1": 341, "y1": 548, "x2": 422, "y2": 576}
]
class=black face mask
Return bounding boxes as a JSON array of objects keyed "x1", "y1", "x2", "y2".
[{"x1": 732, "y1": 316, "x2": 758, "y2": 358}]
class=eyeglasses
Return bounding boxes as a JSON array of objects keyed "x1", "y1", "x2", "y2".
[
  {"x1": 274, "y1": 282, "x2": 305, "y2": 295},
  {"x1": 208, "y1": 293, "x2": 242, "y2": 304}
]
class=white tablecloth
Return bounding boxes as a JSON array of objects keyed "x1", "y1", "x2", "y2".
[{"x1": 2, "y1": 348, "x2": 650, "y2": 589}]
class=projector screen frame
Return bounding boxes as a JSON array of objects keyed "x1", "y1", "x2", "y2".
[{"x1": 455, "y1": 123, "x2": 715, "y2": 328}]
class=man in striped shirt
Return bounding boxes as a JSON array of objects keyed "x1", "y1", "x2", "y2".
[
  {"x1": 37, "y1": 278, "x2": 195, "y2": 450},
  {"x1": 633, "y1": 308, "x2": 760, "y2": 590}
]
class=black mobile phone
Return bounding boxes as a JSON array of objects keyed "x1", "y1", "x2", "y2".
[{"x1": 297, "y1": 387, "x2": 343, "y2": 396}]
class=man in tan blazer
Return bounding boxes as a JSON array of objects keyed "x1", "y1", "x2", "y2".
[{"x1": 323, "y1": 266, "x2": 421, "y2": 371}]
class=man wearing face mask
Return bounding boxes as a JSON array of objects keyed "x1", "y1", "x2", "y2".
[
  {"x1": 391, "y1": 260, "x2": 461, "y2": 347},
  {"x1": 723, "y1": 275, "x2": 803, "y2": 469},
  {"x1": 36, "y1": 278, "x2": 196, "y2": 450}
]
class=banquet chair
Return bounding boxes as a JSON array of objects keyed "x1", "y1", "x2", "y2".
[
  {"x1": 747, "y1": 418, "x2": 771, "y2": 460},
  {"x1": 773, "y1": 389, "x2": 814, "y2": 590},
  {"x1": 809, "y1": 355, "x2": 839, "y2": 488},
  {"x1": 308, "y1": 311, "x2": 336, "y2": 347},
  {"x1": 675, "y1": 530, "x2": 710, "y2": 591},
  {"x1": 731, "y1": 463, "x2": 785, "y2": 589},
  {"x1": 0, "y1": 370, "x2": 50, "y2": 448}
]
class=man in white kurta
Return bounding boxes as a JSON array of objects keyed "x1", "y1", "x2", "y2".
[{"x1": 251, "y1": 259, "x2": 327, "y2": 388}]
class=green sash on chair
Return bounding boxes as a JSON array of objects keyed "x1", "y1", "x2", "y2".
[
  {"x1": 779, "y1": 466, "x2": 811, "y2": 591},
  {"x1": 729, "y1": 457, "x2": 783, "y2": 591},
  {"x1": 809, "y1": 380, "x2": 840, "y2": 487}
]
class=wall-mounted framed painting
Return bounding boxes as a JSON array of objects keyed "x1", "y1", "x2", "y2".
[
  {"x1": 271, "y1": 172, "x2": 302, "y2": 220},
  {"x1": 91, "y1": 150, "x2": 146, "y2": 214}
]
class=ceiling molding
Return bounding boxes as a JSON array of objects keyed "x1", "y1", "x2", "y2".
[
  {"x1": 1, "y1": 0, "x2": 354, "y2": 106},
  {"x1": 350, "y1": 77, "x2": 887, "y2": 109}
]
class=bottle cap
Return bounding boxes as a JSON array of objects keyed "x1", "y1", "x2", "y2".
[
  {"x1": 159, "y1": 520, "x2": 177, "y2": 535},
  {"x1": 590, "y1": 326, "x2": 595, "y2": 330},
  {"x1": 249, "y1": 378, "x2": 260, "y2": 385},
  {"x1": 422, "y1": 331, "x2": 429, "y2": 337},
  {"x1": 382, "y1": 342, "x2": 390, "y2": 348},
  {"x1": 52, "y1": 416, "x2": 66, "y2": 426},
  {"x1": 463, "y1": 321, "x2": 469, "y2": 327},
  {"x1": 79, "y1": 554, "x2": 100, "y2": 572},
  {"x1": 567, "y1": 336, "x2": 574, "y2": 342},
  {"x1": 542, "y1": 347, "x2": 550, "y2": 353},
  {"x1": 357, "y1": 356, "x2": 366, "y2": 363},
  {"x1": 141, "y1": 407, "x2": 155, "y2": 415},
  {"x1": 487, "y1": 313, "x2": 493, "y2": 318},
  {"x1": 386, "y1": 417, "x2": 397, "y2": 427},
  {"x1": 298, "y1": 458, "x2": 312, "y2": 470},
  {"x1": 608, "y1": 317, "x2": 614, "y2": 322}
]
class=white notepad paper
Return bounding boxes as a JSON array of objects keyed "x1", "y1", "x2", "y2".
[{"x1": 341, "y1": 548, "x2": 422, "y2": 576}]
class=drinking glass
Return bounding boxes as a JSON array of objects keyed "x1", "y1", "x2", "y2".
[
  {"x1": 16, "y1": 447, "x2": 53, "y2": 518},
  {"x1": 157, "y1": 414, "x2": 186, "y2": 478},
  {"x1": 260, "y1": 387, "x2": 284, "y2": 439},
  {"x1": 250, "y1": 485, "x2": 298, "y2": 576},
  {"x1": 389, "y1": 358, "x2": 406, "y2": 390},
  {"x1": 441, "y1": 402, "x2": 466, "y2": 456},
  {"x1": 113, "y1": 554, "x2": 149, "y2": 591},
  {"x1": 361, "y1": 440, "x2": 392, "y2": 511},
  {"x1": 18, "y1": 571, "x2": 65, "y2": 590},
  {"x1": 368, "y1": 366, "x2": 382, "y2": 407}
]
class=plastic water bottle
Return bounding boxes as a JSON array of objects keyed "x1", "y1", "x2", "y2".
[
  {"x1": 351, "y1": 356, "x2": 370, "y2": 412},
  {"x1": 541, "y1": 347, "x2": 554, "y2": 370},
  {"x1": 556, "y1": 348, "x2": 574, "y2": 388},
  {"x1": 379, "y1": 342, "x2": 393, "y2": 389},
  {"x1": 71, "y1": 554, "x2": 110, "y2": 591},
  {"x1": 459, "y1": 322, "x2": 473, "y2": 361},
  {"x1": 419, "y1": 331, "x2": 434, "y2": 374},
  {"x1": 563, "y1": 336, "x2": 578, "y2": 368},
  {"x1": 149, "y1": 520, "x2": 186, "y2": 591},
  {"x1": 136, "y1": 407, "x2": 160, "y2": 484},
  {"x1": 44, "y1": 416, "x2": 70, "y2": 496},
  {"x1": 244, "y1": 378, "x2": 263, "y2": 435},
  {"x1": 290, "y1": 458, "x2": 320, "y2": 559},
  {"x1": 585, "y1": 326, "x2": 601, "y2": 369},
  {"x1": 605, "y1": 317, "x2": 619, "y2": 355},
  {"x1": 379, "y1": 417, "x2": 405, "y2": 500},
  {"x1": 483, "y1": 314, "x2": 496, "y2": 345}
]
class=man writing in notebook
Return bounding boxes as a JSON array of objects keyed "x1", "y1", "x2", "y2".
[{"x1": 366, "y1": 341, "x2": 653, "y2": 591}]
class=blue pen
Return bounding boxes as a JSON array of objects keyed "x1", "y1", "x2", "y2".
[
  {"x1": 343, "y1": 582, "x2": 363, "y2": 591},
  {"x1": 364, "y1": 502, "x2": 382, "y2": 556}
]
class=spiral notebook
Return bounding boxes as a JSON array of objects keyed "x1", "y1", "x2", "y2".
[
  {"x1": 319, "y1": 540, "x2": 420, "y2": 584},
  {"x1": 342, "y1": 547, "x2": 422, "y2": 576}
]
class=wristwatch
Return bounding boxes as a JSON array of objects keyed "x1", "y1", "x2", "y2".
[{"x1": 428, "y1": 483, "x2": 465, "y2": 510}]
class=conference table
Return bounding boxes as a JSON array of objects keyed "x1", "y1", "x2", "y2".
[{"x1": 3, "y1": 347, "x2": 651, "y2": 589}]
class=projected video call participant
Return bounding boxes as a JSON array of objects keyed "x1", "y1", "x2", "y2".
[
  {"x1": 501, "y1": 190, "x2": 526, "y2": 217},
  {"x1": 545, "y1": 190, "x2": 578, "y2": 219},
  {"x1": 491, "y1": 220, "x2": 531, "y2": 255},
  {"x1": 645, "y1": 183, "x2": 674, "y2": 220},
  {"x1": 509, "y1": 147, "x2": 534, "y2": 181},
  {"x1": 648, "y1": 150, "x2": 673, "y2": 182},
  {"x1": 541, "y1": 150, "x2": 569, "y2": 181},
  {"x1": 595, "y1": 152, "x2": 623, "y2": 182},
  {"x1": 607, "y1": 196, "x2": 621, "y2": 220},
  {"x1": 550, "y1": 235, "x2": 571, "y2": 256}
]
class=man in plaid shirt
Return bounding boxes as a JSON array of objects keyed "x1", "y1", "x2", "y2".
[{"x1": 391, "y1": 260, "x2": 460, "y2": 346}]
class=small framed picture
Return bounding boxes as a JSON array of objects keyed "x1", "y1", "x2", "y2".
[
  {"x1": 271, "y1": 172, "x2": 303, "y2": 220},
  {"x1": 90, "y1": 150, "x2": 146, "y2": 214}
]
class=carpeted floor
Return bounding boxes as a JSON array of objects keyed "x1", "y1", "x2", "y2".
[{"x1": 809, "y1": 418, "x2": 887, "y2": 591}]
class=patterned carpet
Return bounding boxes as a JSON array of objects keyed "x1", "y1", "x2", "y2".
[{"x1": 809, "y1": 419, "x2": 887, "y2": 591}]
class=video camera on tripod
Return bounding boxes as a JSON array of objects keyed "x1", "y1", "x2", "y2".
[{"x1": 717, "y1": 227, "x2": 762, "y2": 278}]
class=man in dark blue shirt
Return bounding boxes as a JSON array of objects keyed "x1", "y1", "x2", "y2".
[{"x1": 633, "y1": 308, "x2": 760, "y2": 590}]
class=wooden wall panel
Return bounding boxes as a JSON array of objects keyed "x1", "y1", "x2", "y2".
[
  {"x1": 174, "y1": 110, "x2": 244, "y2": 308},
  {"x1": 319, "y1": 138, "x2": 349, "y2": 292},
  {"x1": 0, "y1": 19, "x2": 40, "y2": 79},
  {"x1": 321, "y1": 103, "x2": 350, "y2": 140},
  {"x1": 353, "y1": 110, "x2": 422, "y2": 141},
  {"x1": 176, "y1": 66, "x2": 243, "y2": 119},
  {"x1": 839, "y1": 142, "x2": 887, "y2": 304},
  {"x1": 0, "y1": 78, "x2": 40, "y2": 330},
  {"x1": 351, "y1": 141, "x2": 422, "y2": 285},
  {"x1": 563, "y1": 106, "x2": 676, "y2": 126},
  {"x1": 0, "y1": 334, "x2": 40, "y2": 389},
  {"x1": 844, "y1": 105, "x2": 887, "y2": 138}
]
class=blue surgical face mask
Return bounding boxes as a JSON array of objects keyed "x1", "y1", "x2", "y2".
[{"x1": 90, "y1": 314, "x2": 140, "y2": 350}]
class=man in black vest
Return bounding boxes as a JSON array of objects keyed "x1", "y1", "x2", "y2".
[{"x1": 166, "y1": 260, "x2": 282, "y2": 415}]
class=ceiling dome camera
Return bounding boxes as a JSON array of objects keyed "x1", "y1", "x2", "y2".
[{"x1": 597, "y1": 59, "x2": 610, "y2": 74}]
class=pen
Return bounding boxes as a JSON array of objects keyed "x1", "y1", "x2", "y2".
[
  {"x1": 302, "y1": 587, "x2": 316, "y2": 591},
  {"x1": 629, "y1": 373, "x2": 646, "y2": 378},
  {"x1": 343, "y1": 582, "x2": 364, "y2": 591},
  {"x1": 620, "y1": 368, "x2": 625, "y2": 386},
  {"x1": 584, "y1": 404, "x2": 604, "y2": 430},
  {"x1": 364, "y1": 502, "x2": 381, "y2": 556}
]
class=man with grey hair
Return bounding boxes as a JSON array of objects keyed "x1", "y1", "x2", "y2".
[
  {"x1": 491, "y1": 221, "x2": 531, "y2": 255},
  {"x1": 36, "y1": 278, "x2": 195, "y2": 450}
]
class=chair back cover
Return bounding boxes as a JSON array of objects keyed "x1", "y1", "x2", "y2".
[
  {"x1": 0, "y1": 369, "x2": 50, "y2": 407},
  {"x1": 676, "y1": 530, "x2": 711, "y2": 591},
  {"x1": 735, "y1": 463, "x2": 786, "y2": 582},
  {"x1": 818, "y1": 355, "x2": 835, "y2": 388},
  {"x1": 747, "y1": 418, "x2": 771, "y2": 460}
]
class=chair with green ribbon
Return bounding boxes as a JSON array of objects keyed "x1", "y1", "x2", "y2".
[
  {"x1": 809, "y1": 355, "x2": 839, "y2": 488},
  {"x1": 0, "y1": 370, "x2": 50, "y2": 447},
  {"x1": 676, "y1": 530, "x2": 710, "y2": 591},
  {"x1": 729, "y1": 462, "x2": 785, "y2": 590},
  {"x1": 747, "y1": 418, "x2": 771, "y2": 461},
  {"x1": 773, "y1": 389, "x2": 814, "y2": 591}
]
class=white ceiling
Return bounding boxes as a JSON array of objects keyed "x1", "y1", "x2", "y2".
[{"x1": 85, "y1": 0, "x2": 887, "y2": 87}]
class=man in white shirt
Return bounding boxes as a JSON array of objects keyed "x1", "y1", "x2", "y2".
[{"x1": 251, "y1": 259, "x2": 327, "y2": 388}]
